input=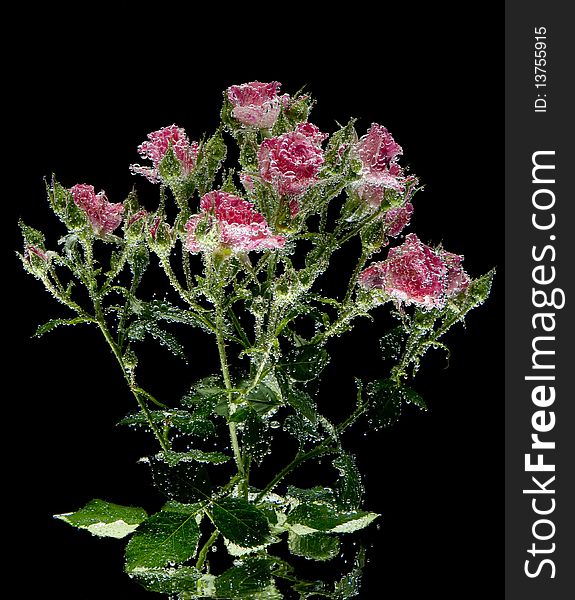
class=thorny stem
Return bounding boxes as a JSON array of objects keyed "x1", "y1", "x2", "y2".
[
  {"x1": 255, "y1": 401, "x2": 366, "y2": 503},
  {"x1": 195, "y1": 529, "x2": 219, "y2": 570},
  {"x1": 94, "y1": 305, "x2": 171, "y2": 453},
  {"x1": 214, "y1": 289, "x2": 245, "y2": 483},
  {"x1": 343, "y1": 249, "x2": 369, "y2": 305},
  {"x1": 160, "y1": 254, "x2": 217, "y2": 334},
  {"x1": 82, "y1": 236, "x2": 171, "y2": 453},
  {"x1": 117, "y1": 273, "x2": 139, "y2": 349},
  {"x1": 257, "y1": 329, "x2": 420, "y2": 502}
]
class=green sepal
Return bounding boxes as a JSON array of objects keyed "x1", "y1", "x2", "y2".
[
  {"x1": 158, "y1": 144, "x2": 183, "y2": 181},
  {"x1": 47, "y1": 177, "x2": 87, "y2": 230},
  {"x1": 193, "y1": 129, "x2": 227, "y2": 195}
]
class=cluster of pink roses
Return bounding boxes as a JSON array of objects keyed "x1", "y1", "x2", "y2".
[
  {"x1": 65, "y1": 80, "x2": 471, "y2": 309},
  {"x1": 359, "y1": 234, "x2": 470, "y2": 309}
]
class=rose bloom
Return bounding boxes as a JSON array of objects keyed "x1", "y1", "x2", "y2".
[
  {"x1": 354, "y1": 123, "x2": 408, "y2": 208},
  {"x1": 130, "y1": 125, "x2": 199, "y2": 183},
  {"x1": 257, "y1": 124, "x2": 325, "y2": 196},
  {"x1": 384, "y1": 201, "x2": 414, "y2": 238},
  {"x1": 227, "y1": 81, "x2": 286, "y2": 129},
  {"x1": 185, "y1": 191, "x2": 285, "y2": 254},
  {"x1": 359, "y1": 233, "x2": 469, "y2": 309},
  {"x1": 70, "y1": 184, "x2": 124, "y2": 236}
]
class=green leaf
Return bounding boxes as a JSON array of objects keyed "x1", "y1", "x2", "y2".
[
  {"x1": 283, "y1": 413, "x2": 325, "y2": 446},
  {"x1": 288, "y1": 531, "x2": 340, "y2": 561},
  {"x1": 54, "y1": 499, "x2": 147, "y2": 539},
  {"x1": 129, "y1": 566, "x2": 201, "y2": 594},
  {"x1": 145, "y1": 299, "x2": 209, "y2": 328},
  {"x1": 287, "y1": 486, "x2": 335, "y2": 504},
  {"x1": 333, "y1": 453, "x2": 363, "y2": 510},
  {"x1": 128, "y1": 320, "x2": 187, "y2": 361},
  {"x1": 379, "y1": 326, "x2": 406, "y2": 361},
  {"x1": 286, "y1": 503, "x2": 379, "y2": 535},
  {"x1": 283, "y1": 345, "x2": 330, "y2": 382},
  {"x1": 285, "y1": 387, "x2": 318, "y2": 424},
  {"x1": 160, "y1": 449, "x2": 230, "y2": 465},
  {"x1": 245, "y1": 377, "x2": 282, "y2": 414},
  {"x1": 215, "y1": 556, "x2": 278, "y2": 598},
  {"x1": 402, "y1": 384, "x2": 426, "y2": 409},
  {"x1": 149, "y1": 456, "x2": 211, "y2": 503},
  {"x1": 34, "y1": 317, "x2": 94, "y2": 337},
  {"x1": 242, "y1": 408, "x2": 270, "y2": 465},
  {"x1": 228, "y1": 406, "x2": 251, "y2": 423},
  {"x1": 119, "y1": 409, "x2": 217, "y2": 437},
  {"x1": 183, "y1": 375, "x2": 228, "y2": 409},
  {"x1": 333, "y1": 546, "x2": 366, "y2": 599},
  {"x1": 366, "y1": 379, "x2": 426, "y2": 430},
  {"x1": 211, "y1": 497, "x2": 270, "y2": 548},
  {"x1": 366, "y1": 379, "x2": 403, "y2": 429},
  {"x1": 125, "y1": 509, "x2": 201, "y2": 570}
]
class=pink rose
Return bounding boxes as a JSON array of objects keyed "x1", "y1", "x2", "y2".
[
  {"x1": 257, "y1": 125, "x2": 325, "y2": 196},
  {"x1": 354, "y1": 123, "x2": 408, "y2": 208},
  {"x1": 130, "y1": 125, "x2": 199, "y2": 183},
  {"x1": 185, "y1": 191, "x2": 285, "y2": 254},
  {"x1": 384, "y1": 201, "x2": 414, "y2": 238},
  {"x1": 227, "y1": 81, "x2": 286, "y2": 129},
  {"x1": 357, "y1": 123, "x2": 402, "y2": 171},
  {"x1": 359, "y1": 233, "x2": 449, "y2": 310},
  {"x1": 294, "y1": 122, "x2": 329, "y2": 145},
  {"x1": 70, "y1": 184, "x2": 124, "y2": 236}
]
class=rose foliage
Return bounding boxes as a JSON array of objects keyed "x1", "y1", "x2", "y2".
[{"x1": 19, "y1": 81, "x2": 493, "y2": 599}]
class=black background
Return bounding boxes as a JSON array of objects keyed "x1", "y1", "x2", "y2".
[{"x1": 7, "y1": 8, "x2": 503, "y2": 599}]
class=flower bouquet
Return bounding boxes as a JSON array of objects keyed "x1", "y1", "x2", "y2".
[{"x1": 19, "y1": 81, "x2": 493, "y2": 598}]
